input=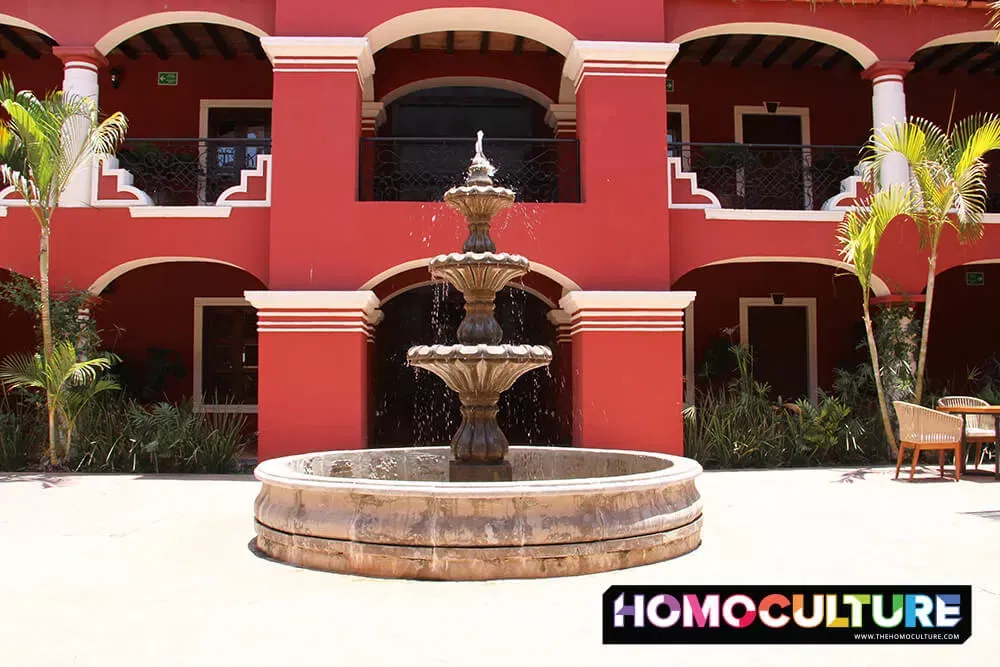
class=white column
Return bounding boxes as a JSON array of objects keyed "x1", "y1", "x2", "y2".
[
  {"x1": 52, "y1": 48, "x2": 105, "y2": 207},
  {"x1": 865, "y1": 63, "x2": 912, "y2": 190}
]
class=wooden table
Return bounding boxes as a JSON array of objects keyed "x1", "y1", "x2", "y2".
[{"x1": 937, "y1": 404, "x2": 1000, "y2": 479}]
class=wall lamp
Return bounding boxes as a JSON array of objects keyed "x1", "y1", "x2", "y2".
[
  {"x1": 770, "y1": 292, "x2": 786, "y2": 305},
  {"x1": 764, "y1": 101, "x2": 781, "y2": 114},
  {"x1": 109, "y1": 68, "x2": 122, "y2": 89}
]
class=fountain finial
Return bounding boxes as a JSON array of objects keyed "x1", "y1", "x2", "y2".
[{"x1": 466, "y1": 130, "x2": 496, "y2": 186}]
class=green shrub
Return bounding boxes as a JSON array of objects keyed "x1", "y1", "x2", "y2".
[{"x1": 0, "y1": 391, "x2": 44, "y2": 471}]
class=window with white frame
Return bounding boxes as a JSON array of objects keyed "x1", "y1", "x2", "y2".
[{"x1": 193, "y1": 298, "x2": 258, "y2": 412}]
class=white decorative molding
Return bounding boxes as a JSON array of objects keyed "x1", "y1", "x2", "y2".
[
  {"x1": 87, "y1": 257, "x2": 255, "y2": 295},
  {"x1": 261, "y1": 36, "x2": 374, "y2": 98},
  {"x1": 546, "y1": 309, "x2": 573, "y2": 343},
  {"x1": 564, "y1": 41, "x2": 679, "y2": 91},
  {"x1": 215, "y1": 155, "x2": 272, "y2": 207},
  {"x1": 0, "y1": 206, "x2": 6, "y2": 217},
  {"x1": 193, "y1": 296, "x2": 258, "y2": 414},
  {"x1": 545, "y1": 103, "x2": 576, "y2": 132},
  {"x1": 245, "y1": 290, "x2": 380, "y2": 313},
  {"x1": 361, "y1": 101, "x2": 387, "y2": 133},
  {"x1": 129, "y1": 206, "x2": 233, "y2": 218},
  {"x1": 0, "y1": 14, "x2": 54, "y2": 40},
  {"x1": 704, "y1": 209, "x2": 844, "y2": 222},
  {"x1": 0, "y1": 185, "x2": 27, "y2": 205},
  {"x1": 667, "y1": 157, "x2": 721, "y2": 209},
  {"x1": 560, "y1": 290, "x2": 696, "y2": 314},
  {"x1": 90, "y1": 157, "x2": 154, "y2": 207},
  {"x1": 822, "y1": 167, "x2": 868, "y2": 211},
  {"x1": 982, "y1": 214, "x2": 1000, "y2": 225}
]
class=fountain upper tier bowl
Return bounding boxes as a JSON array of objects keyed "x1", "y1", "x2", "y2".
[
  {"x1": 428, "y1": 252, "x2": 529, "y2": 293},
  {"x1": 254, "y1": 446, "x2": 703, "y2": 580}
]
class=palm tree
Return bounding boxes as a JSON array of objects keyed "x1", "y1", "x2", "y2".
[
  {"x1": 0, "y1": 341, "x2": 119, "y2": 466},
  {"x1": 0, "y1": 76, "x2": 127, "y2": 465},
  {"x1": 838, "y1": 184, "x2": 915, "y2": 455},
  {"x1": 0, "y1": 76, "x2": 127, "y2": 360},
  {"x1": 864, "y1": 115, "x2": 1000, "y2": 403}
]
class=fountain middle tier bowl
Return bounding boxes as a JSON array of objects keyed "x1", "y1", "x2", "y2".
[
  {"x1": 407, "y1": 344, "x2": 551, "y2": 395},
  {"x1": 443, "y1": 184, "x2": 516, "y2": 218},
  {"x1": 429, "y1": 252, "x2": 530, "y2": 294},
  {"x1": 254, "y1": 446, "x2": 703, "y2": 580}
]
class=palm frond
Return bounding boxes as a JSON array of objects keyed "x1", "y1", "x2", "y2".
[
  {"x1": 0, "y1": 352, "x2": 45, "y2": 391},
  {"x1": 837, "y1": 185, "x2": 915, "y2": 294}
]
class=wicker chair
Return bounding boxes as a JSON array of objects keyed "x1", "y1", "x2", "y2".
[
  {"x1": 937, "y1": 396, "x2": 996, "y2": 470},
  {"x1": 893, "y1": 401, "x2": 964, "y2": 481}
]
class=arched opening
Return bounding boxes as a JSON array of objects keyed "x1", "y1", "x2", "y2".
[
  {"x1": 669, "y1": 29, "x2": 870, "y2": 210},
  {"x1": 372, "y1": 282, "x2": 567, "y2": 447},
  {"x1": 362, "y1": 24, "x2": 578, "y2": 203},
  {"x1": 92, "y1": 261, "x2": 265, "y2": 409},
  {"x1": 926, "y1": 262, "x2": 1000, "y2": 394},
  {"x1": 99, "y1": 18, "x2": 272, "y2": 205},
  {"x1": 674, "y1": 261, "x2": 868, "y2": 401},
  {"x1": 907, "y1": 38, "x2": 1000, "y2": 212},
  {"x1": 0, "y1": 18, "x2": 61, "y2": 95}
]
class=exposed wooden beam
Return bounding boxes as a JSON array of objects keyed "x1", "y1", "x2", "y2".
[
  {"x1": 912, "y1": 45, "x2": 956, "y2": 73},
  {"x1": 0, "y1": 44, "x2": 6, "y2": 59},
  {"x1": 821, "y1": 50, "x2": 847, "y2": 70},
  {"x1": 939, "y1": 44, "x2": 987, "y2": 74},
  {"x1": 968, "y1": 48, "x2": 1000, "y2": 74},
  {"x1": 39, "y1": 34, "x2": 58, "y2": 47},
  {"x1": 410, "y1": 35, "x2": 420, "y2": 52},
  {"x1": 731, "y1": 35, "x2": 764, "y2": 68},
  {"x1": 446, "y1": 31, "x2": 455, "y2": 54},
  {"x1": 140, "y1": 30, "x2": 169, "y2": 60},
  {"x1": 0, "y1": 26, "x2": 40, "y2": 59},
  {"x1": 168, "y1": 25, "x2": 200, "y2": 60},
  {"x1": 244, "y1": 32, "x2": 267, "y2": 60},
  {"x1": 791, "y1": 42, "x2": 824, "y2": 70},
  {"x1": 480, "y1": 31, "x2": 490, "y2": 54},
  {"x1": 700, "y1": 35, "x2": 730, "y2": 66},
  {"x1": 116, "y1": 39, "x2": 139, "y2": 60},
  {"x1": 761, "y1": 37, "x2": 796, "y2": 68},
  {"x1": 547, "y1": 46, "x2": 558, "y2": 57},
  {"x1": 513, "y1": 35, "x2": 524, "y2": 55},
  {"x1": 204, "y1": 24, "x2": 234, "y2": 60}
]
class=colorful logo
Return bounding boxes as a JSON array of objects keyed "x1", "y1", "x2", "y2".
[{"x1": 603, "y1": 586, "x2": 971, "y2": 644}]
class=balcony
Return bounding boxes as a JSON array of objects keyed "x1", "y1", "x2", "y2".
[
  {"x1": 358, "y1": 137, "x2": 581, "y2": 203},
  {"x1": 670, "y1": 143, "x2": 863, "y2": 211},
  {"x1": 117, "y1": 138, "x2": 271, "y2": 206}
]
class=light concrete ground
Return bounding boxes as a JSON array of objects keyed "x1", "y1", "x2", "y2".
[{"x1": 0, "y1": 464, "x2": 997, "y2": 667}]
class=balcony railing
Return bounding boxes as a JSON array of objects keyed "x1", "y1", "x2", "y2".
[
  {"x1": 359, "y1": 137, "x2": 581, "y2": 203},
  {"x1": 670, "y1": 142, "x2": 864, "y2": 210},
  {"x1": 117, "y1": 138, "x2": 271, "y2": 206}
]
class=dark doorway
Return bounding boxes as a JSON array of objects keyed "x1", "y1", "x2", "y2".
[
  {"x1": 372, "y1": 283, "x2": 568, "y2": 446},
  {"x1": 747, "y1": 304, "x2": 810, "y2": 400},
  {"x1": 206, "y1": 107, "x2": 272, "y2": 202},
  {"x1": 741, "y1": 112, "x2": 806, "y2": 209}
]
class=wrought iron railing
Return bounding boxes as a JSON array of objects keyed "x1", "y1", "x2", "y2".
[
  {"x1": 670, "y1": 142, "x2": 864, "y2": 210},
  {"x1": 116, "y1": 138, "x2": 271, "y2": 205},
  {"x1": 359, "y1": 137, "x2": 581, "y2": 203}
]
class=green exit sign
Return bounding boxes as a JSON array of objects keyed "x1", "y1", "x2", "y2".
[
  {"x1": 966, "y1": 271, "x2": 985, "y2": 286},
  {"x1": 157, "y1": 72, "x2": 178, "y2": 86},
  {"x1": 666, "y1": 79, "x2": 675, "y2": 93}
]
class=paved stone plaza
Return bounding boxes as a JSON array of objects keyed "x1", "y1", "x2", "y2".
[{"x1": 1, "y1": 465, "x2": 996, "y2": 666}]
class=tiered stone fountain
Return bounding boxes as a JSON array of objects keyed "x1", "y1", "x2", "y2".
[{"x1": 253, "y1": 134, "x2": 703, "y2": 580}]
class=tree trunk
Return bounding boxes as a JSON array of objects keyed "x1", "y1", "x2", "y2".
[
  {"x1": 46, "y1": 406, "x2": 58, "y2": 467},
  {"x1": 39, "y1": 222, "x2": 58, "y2": 465},
  {"x1": 914, "y1": 251, "x2": 937, "y2": 404},
  {"x1": 864, "y1": 304, "x2": 898, "y2": 457}
]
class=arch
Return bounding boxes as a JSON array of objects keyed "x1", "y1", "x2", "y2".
[
  {"x1": 381, "y1": 77, "x2": 554, "y2": 109},
  {"x1": 0, "y1": 14, "x2": 53, "y2": 39},
  {"x1": 94, "y1": 12, "x2": 269, "y2": 55},
  {"x1": 382, "y1": 279, "x2": 557, "y2": 308},
  {"x1": 917, "y1": 31, "x2": 998, "y2": 54},
  {"x1": 672, "y1": 22, "x2": 878, "y2": 68},
  {"x1": 360, "y1": 257, "x2": 582, "y2": 296},
  {"x1": 366, "y1": 8, "x2": 577, "y2": 56},
  {"x1": 87, "y1": 257, "x2": 263, "y2": 295},
  {"x1": 698, "y1": 256, "x2": 891, "y2": 297}
]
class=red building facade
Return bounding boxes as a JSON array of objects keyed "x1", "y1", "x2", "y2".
[{"x1": 2, "y1": 0, "x2": 1000, "y2": 460}]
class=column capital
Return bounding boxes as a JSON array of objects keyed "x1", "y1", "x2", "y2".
[
  {"x1": 564, "y1": 41, "x2": 679, "y2": 93},
  {"x1": 244, "y1": 290, "x2": 382, "y2": 337},
  {"x1": 558, "y1": 290, "x2": 695, "y2": 336},
  {"x1": 545, "y1": 103, "x2": 576, "y2": 136},
  {"x1": 52, "y1": 46, "x2": 107, "y2": 69},
  {"x1": 546, "y1": 309, "x2": 573, "y2": 343},
  {"x1": 361, "y1": 101, "x2": 386, "y2": 134},
  {"x1": 862, "y1": 60, "x2": 914, "y2": 83},
  {"x1": 261, "y1": 36, "x2": 374, "y2": 95}
]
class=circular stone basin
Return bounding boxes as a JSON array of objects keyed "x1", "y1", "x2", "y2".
[{"x1": 254, "y1": 446, "x2": 703, "y2": 580}]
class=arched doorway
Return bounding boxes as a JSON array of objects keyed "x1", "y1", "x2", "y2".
[{"x1": 372, "y1": 283, "x2": 567, "y2": 446}]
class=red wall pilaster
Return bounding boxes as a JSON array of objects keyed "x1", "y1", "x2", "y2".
[
  {"x1": 261, "y1": 37, "x2": 373, "y2": 288},
  {"x1": 547, "y1": 309, "x2": 574, "y2": 442},
  {"x1": 245, "y1": 290, "x2": 381, "y2": 460},
  {"x1": 560, "y1": 291, "x2": 695, "y2": 455},
  {"x1": 567, "y1": 41, "x2": 676, "y2": 282}
]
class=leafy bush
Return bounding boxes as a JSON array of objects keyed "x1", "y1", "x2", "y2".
[{"x1": 0, "y1": 391, "x2": 44, "y2": 471}]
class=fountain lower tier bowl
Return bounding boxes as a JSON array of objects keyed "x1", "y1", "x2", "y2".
[
  {"x1": 254, "y1": 446, "x2": 703, "y2": 580},
  {"x1": 406, "y1": 344, "x2": 551, "y2": 395},
  {"x1": 428, "y1": 252, "x2": 529, "y2": 294}
]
